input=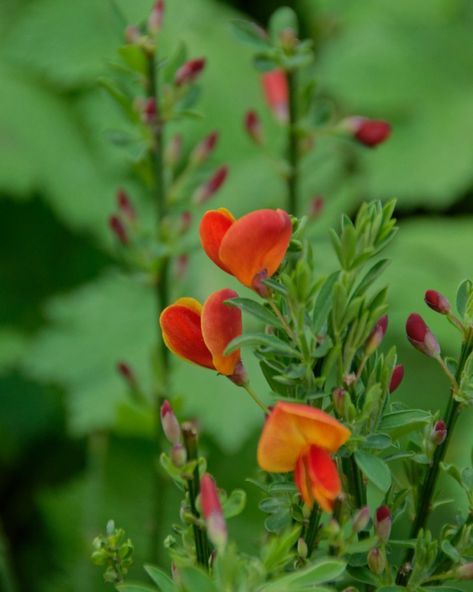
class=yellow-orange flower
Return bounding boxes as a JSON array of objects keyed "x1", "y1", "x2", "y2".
[
  {"x1": 199, "y1": 208, "x2": 292, "y2": 293},
  {"x1": 257, "y1": 402, "x2": 351, "y2": 511},
  {"x1": 160, "y1": 288, "x2": 243, "y2": 378}
]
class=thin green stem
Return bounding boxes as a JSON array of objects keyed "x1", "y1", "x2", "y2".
[
  {"x1": 268, "y1": 299, "x2": 297, "y2": 343},
  {"x1": 286, "y1": 69, "x2": 299, "y2": 216},
  {"x1": 397, "y1": 328, "x2": 473, "y2": 585},
  {"x1": 243, "y1": 383, "x2": 269, "y2": 413},
  {"x1": 304, "y1": 506, "x2": 321, "y2": 557}
]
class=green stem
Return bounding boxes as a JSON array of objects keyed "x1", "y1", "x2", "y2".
[
  {"x1": 286, "y1": 69, "x2": 299, "y2": 216},
  {"x1": 397, "y1": 328, "x2": 473, "y2": 585},
  {"x1": 304, "y1": 506, "x2": 321, "y2": 558},
  {"x1": 243, "y1": 383, "x2": 269, "y2": 413}
]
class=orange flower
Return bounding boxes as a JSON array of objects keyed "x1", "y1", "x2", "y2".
[
  {"x1": 257, "y1": 402, "x2": 351, "y2": 511},
  {"x1": 261, "y1": 70, "x2": 288, "y2": 122},
  {"x1": 160, "y1": 288, "x2": 244, "y2": 380},
  {"x1": 199, "y1": 208, "x2": 292, "y2": 294}
]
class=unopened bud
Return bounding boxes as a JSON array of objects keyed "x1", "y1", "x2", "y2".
[
  {"x1": 456, "y1": 563, "x2": 473, "y2": 580},
  {"x1": 200, "y1": 473, "x2": 227, "y2": 549},
  {"x1": 375, "y1": 506, "x2": 392, "y2": 542},
  {"x1": 175, "y1": 58, "x2": 206, "y2": 86},
  {"x1": 365, "y1": 315, "x2": 388, "y2": 355},
  {"x1": 229, "y1": 362, "x2": 248, "y2": 387},
  {"x1": 389, "y1": 364, "x2": 404, "y2": 393},
  {"x1": 352, "y1": 506, "x2": 370, "y2": 534},
  {"x1": 343, "y1": 117, "x2": 391, "y2": 148},
  {"x1": 125, "y1": 25, "x2": 141, "y2": 45},
  {"x1": 261, "y1": 70, "x2": 288, "y2": 123},
  {"x1": 109, "y1": 215, "x2": 128, "y2": 245},
  {"x1": 297, "y1": 537, "x2": 308, "y2": 559},
  {"x1": 190, "y1": 131, "x2": 219, "y2": 165},
  {"x1": 324, "y1": 519, "x2": 340, "y2": 537},
  {"x1": 308, "y1": 196, "x2": 324, "y2": 220},
  {"x1": 406, "y1": 313, "x2": 440, "y2": 358},
  {"x1": 143, "y1": 97, "x2": 157, "y2": 123},
  {"x1": 148, "y1": 0, "x2": 164, "y2": 35},
  {"x1": 192, "y1": 166, "x2": 228, "y2": 204},
  {"x1": 368, "y1": 547, "x2": 386, "y2": 574},
  {"x1": 160, "y1": 400, "x2": 182, "y2": 445},
  {"x1": 117, "y1": 189, "x2": 135, "y2": 221},
  {"x1": 165, "y1": 134, "x2": 182, "y2": 167},
  {"x1": 431, "y1": 420, "x2": 447, "y2": 446},
  {"x1": 171, "y1": 443, "x2": 187, "y2": 467},
  {"x1": 245, "y1": 110, "x2": 264, "y2": 144},
  {"x1": 332, "y1": 387, "x2": 346, "y2": 417},
  {"x1": 425, "y1": 290, "x2": 451, "y2": 315}
]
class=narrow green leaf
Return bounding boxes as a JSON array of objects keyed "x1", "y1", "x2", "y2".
[
  {"x1": 352, "y1": 259, "x2": 390, "y2": 299},
  {"x1": 456, "y1": 279, "x2": 471, "y2": 318},
  {"x1": 179, "y1": 567, "x2": 218, "y2": 592},
  {"x1": 312, "y1": 272, "x2": 339, "y2": 334},
  {"x1": 224, "y1": 333, "x2": 299, "y2": 357},
  {"x1": 225, "y1": 298, "x2": 282, "y2": 328},
  {"x1": 117, "y1": 584, "x2": 157, "y2": 592},
  {"x1": 354, "y1": 451, "x2": 391, "y2": 493},
  {"x1": 231, "y1": 19, "x2": 271, "y2": 49},
  {"x1": 144, "y1": 565, "x2": 174, "y2": 592},
  {"x1": 380, "y1": 409, "x2": 431, "y2": 437}
]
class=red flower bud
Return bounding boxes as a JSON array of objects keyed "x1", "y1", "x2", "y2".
[
  {"x1": 261, "y1": 70, "x2": 288, "y2": 122},
  {"x1": 389, "y1": 364, "x2": 404, "y2": 393},
  {"x1": 245, "y1": 110, "x2": 264, "y2": 144},
  {"x1": 148, "y1": 0, "x2": 164, "y2": 35},
  {"x1": 375, "y1": 506, "x2": 392, "y2": 541},
  {"x1": 109, "y1": 215, "x2": 128, "y2": 245},
  {"x1": 143, "y1": 98, "x2": 157, "y2": 123},
  {"x1": 190, "y1": 131, "x2": 219, "y2": 165},
  {"x1": 308, "y1": 196, "x2": 324, "y2": 220},
  {"x1": 345, "y1": 117, "x2": 391, "y2": 147},
  {"x1": 160, "y1": 400, "x2": 182, "y2": 445},
  {"x1": 456, "y1": 563, "x2": 473, "y2": 580},
  {"x1": 368, "y1": 547, "x2": 386, "y2": 574},
  {"x1": 352, "y1": 506, "x2": 370, "y2": 534},
  {"x1": 175, "y1": 58, "x2": 206, "y2": 86},
  {"x1": 424, "y1": 290, "x2": 451, "y2": 315},
  {"x1": 200, "y1": 473, "x2": 227, "y2": 549},
  {"x1": 117, "y1": 189, "x2": 135, "y2": 221},
  {"x1": 431, "y1": 420, "x2": 447, "y2": 446},
  {"x1": 406, "y1": 313, "x2": 440, "y2": 358},
  {"x1": 365, "y1": 315, "x2": 388, "y2": 355},
  {"x1": 193, "y1": 166, "x2": 228, "y2": 204}
]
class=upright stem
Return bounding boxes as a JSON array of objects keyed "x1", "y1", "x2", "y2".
[
  {"x1": 304, "y1": 506, "x2": 321, "y2": 557},
  {"x1": 397, "y1": 329, "x2": 473, "y2": 584},
  {"x1": 147, "y1": 47, "x2": 171, "y2": 563},
  {"x1": 286, "y1": 69, "x2": 299, "y2": 216}
]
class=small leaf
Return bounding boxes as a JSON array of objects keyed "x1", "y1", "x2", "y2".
[
  {"x1": 224, "y1": 333, "x2": 299, "y2": 357},
  {"x1": 231, "y1": 19, "x2": 271, "y2": 49},
  {"x1": 144, "y1": 565, "x2": 174, "y2": 592},
  {"x1": 364, "y1": 433, "x2": 392, "y2": 450},
  {"x1": 440, "y1": 540, "x2": 461, "y2": 563},
  {"x1": 179, "y1": 567, "x2": 218, "y2": 592},
  {"x1": 225, "y1": 298, "x2": 283, "y2": 328},
  {"x1": 269, "y1": 7, "x2": 299, "y2": 39},
  {"x1": 222, "y1": 489, "x2": 246, "y2": 519},
  {"x1": 117, "y1": 585, "x2": 157, "y2": 592},
  {"x1": 456, "y1": 279, "x2": 472, "y2": 318},
  {"x1": 312, "y1": 272, "x2": 339, "y2": 334},
  {"x1": 354, "y1": 451, "x2": 392, "y2": 493}
]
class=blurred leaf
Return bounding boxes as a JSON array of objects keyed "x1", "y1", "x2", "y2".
[
  {"x1": 354, "y1": 451, "x2": 391, "y2": 493},
  {"x1": 144, "y1": 565, "x2": 174, "y2": 592}
]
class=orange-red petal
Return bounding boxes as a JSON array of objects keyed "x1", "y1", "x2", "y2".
[
  {"x1": 294, "y1": 446, "x2": 341, "y2": 512},
  {"x1": 199, "y1": 208, "x2": 236, "y2": 273},
  {"x1": 257, "y1": 401, "x2": 351, "y2": 472},
  {"x1": 201, "y1": 289, "x2": 242, "y2": 376},
  {"x1": 160, "y1": 297, "x2": 215, "y2": 369},
  {"x1": 219, "y1": 209, "x2": 292, "y2": 289}
]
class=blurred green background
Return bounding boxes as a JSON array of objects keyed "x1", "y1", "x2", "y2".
[{"x1": 1, "y1": 0, "x2": 473, "y2": 590}]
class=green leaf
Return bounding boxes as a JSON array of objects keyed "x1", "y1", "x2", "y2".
[
  {"x1": 144, "y1": 565, "x2": 174, "y2": 592},
  {"x1": 440, "y1": 540, "x2": 461, "y2": 563},
  {"x1": 222, "y1": 489, "x2": 247, "y2": 519},
  {"x1": 117, "y1": 584, "x2": 157, "y2": 592},
  {"x1": 352, "y1": 259, "x2": 390, "y2": 299},
  {"x1": 269, "y1": 7, "x2": 299, "y2": 39},
  {"x1": 312, "y1": 272, "x2": 339, "y2": 334},
  {"x1": 261, "y1": 559, "x2": 346, "y2": 590},
  {"x1": 179, "y1": 567, "x2": 218, "y2": 592},
  {"x1": 224, "y1": 333, "x2": 299, "y2": 357},
  {"x1": 231, "y1": 19, "x2": 271, "y2": 49},
  {"x1": 354, "y1": 451, "x2": 392, "y2": 493},
  {"x1": 225, "y1": 298, "x2": 283, "y2": 328},
  {"x1": 380, "y1": 410, "x2": 431, "y2": 438}
]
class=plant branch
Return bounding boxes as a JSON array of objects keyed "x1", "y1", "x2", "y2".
[
  {"x1": 304, "y1": 505, "x2": 321, "y2": 558},
  {"x1": 286, "y1": 69, "x2": 299, "y2": 216}
]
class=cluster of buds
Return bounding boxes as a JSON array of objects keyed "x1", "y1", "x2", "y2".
[
  {"x1": 109, "y1": 189, "x2": 136, "y2": 246},
  {"x1": 91, "y1": 520, "x2": 134, "y2": 584}
]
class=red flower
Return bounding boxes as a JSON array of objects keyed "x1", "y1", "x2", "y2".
[
  {"x1": 406, "y1": 313, "x2": 440, "y2": 358},
  {"x1": 148, "y1": 0, "x2": 164, "y2": 35},
  {"x1": 200, "y1": 208, "x2": 292, "y2": 294},
  {"x1": 261, "y1": 70, "x2": 288, "y2": 122},
  {"x1": 190, "y1": 131, "x2": 219, "y2": 165}
]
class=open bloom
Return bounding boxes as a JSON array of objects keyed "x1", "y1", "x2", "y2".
[
  {"x1": 160, "y1": 288, "x2": 244, "y2": 381},
  {"x1": 257, "y1": 402, "x2": 351, "y2": 511},
  {"x1": 200, "y1": 208, "x2": 292, "y2": 294}
]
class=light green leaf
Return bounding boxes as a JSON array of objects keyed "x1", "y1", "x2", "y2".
[
  {"x1": 224, "y1": 333, "x2": 299, "y2": 357},
  {"x1": 144, "y1": 565, "x2": 174, "y2": 592},
  {"x1": 354, "y1": 451, "x2": 391, "y2": 493}
]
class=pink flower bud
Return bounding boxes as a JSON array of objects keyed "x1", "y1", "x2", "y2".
[
  {"x1": 406, "y1": 313, "x2": 440, "y2": 358},
  {"x1": 190, "y1": 131, "x2": 219, "y2": 165},
  {"x1": 200, "y1": 473, "x2": 227, "y2": 549},
  {"x1": 332, "y1": 388, "x2": 346, "y2": 417},
  {"x1": 375, "y1": 506, "x2": 392, "y2": 541},
  {"x1": 109, "y1": 215, "x2": 128, "y2": 245},
  {"x1": 261, "y1": 70, "x2": 288, "y2": 123},
  {"x1": 160, "y1": 400, "x2": 182, "y2": 445},
  {"x1": 365, "y1": 315, "x2": 388, "y2": 355},
  {"x1": 171, "y1": 443, "x2": 187, "y2": 467},
  {"x1": 117, "y1": 189, "x2": 135, "y2": 221},
  {"x1": 308, "y1": 196, "x2": 324, "y2": 220},
  {"x1": 175, "y1": 58, "x2": 206, "y2": 86},
  {"x1": 244, "y1": 110, "x2": 264, "y2": 144},
  {"x1": 352, "y1": 506, "x2": 370, "y2": 534},
  {"x1": 368, "y1": 547, "x2": 386, "y2": 574},
  {"x1": 165, "y1": 134, "x2": 182, "y2": 167},
  {"x1": 424, "y1": 290, "x2": 451, "y2": 315},
  {"x1": 345, "y1": 117, "x2": 391, "y2": 147},
  {"x1": 125, "y1": 25, "x2": 141, "y2": 45},
  {"x1": 389, "y1": 364, "x2": 404, "y2": 393},
  {"x1": 456, "y1": 563, "x2": 473, "y2": 580},
  {"x1": 148, "y1": 0, "x2": 164, "y2": 35},
  {"x1": 431, "y1": 420, "x2": 447, "y2": 446},
  {"x1": 143, "y1": 98, "x2": 157, "y2": 123},
  {"x1": 192, "y1": 166, "x2": 228, "y2": 204}
]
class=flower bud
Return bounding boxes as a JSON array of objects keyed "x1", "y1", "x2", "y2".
[
  {"x1": 389, "y1": 364, "x2": 404, "y2": 393},
  {"x1": 178, "y1": 211, "x2": 192, "y2": 235},
  {"x1": 171, "y1": 443, "x2": 187, "y2": 467},
  {"x1": 245, "y1": 110, "x2": 264, "y2": 144},
  {"x1": 424, "y1": 290, "x2": 451, "y2": 315},
  {"x1": 109, "y1": 215, "x2": 128, "y2": 245},
  {"x1": 261, "y1": 70, "x2": 288, "y2": 123},
  {"x1": 297, "y1": 537, "x2": 308, "y2": 559},
  {"x1": 406, "y1": 313, "x2": 440, "y2": 358},
  {"x1": 456, "y1": 563, "x2": 473, "y2": 580},
  {"x1": 352, "y1": 506, "x2": 370, "y2": 534},
  {"x1": 375, "y1": 506, "x2": 392, "y2": 542},
  {"x1": 175, "y1": 254, "x2": 189, "y2": 281},
  {"x1": 192, "y1": 166, "x2": 228, "y2": 204},
  {"x1": 190, "y1": 131, "x2": 219, "y2": 165},
  {"x1": 365, "y1": 315, "x2": 388, "y2": 355},
  {"x1": 344, "y1": 117, "x2": 391, "y2": 147},
  {"x1": 175, "y1": 58, "x2": 206, "y2": 86},
  {"x1": 332, "y1": 387, "x2": 346, "y2": 417},
  {"x1": 148, "y1": 0, "x2": 164, "y2": 35},
  {"x1": 308, "y1": 196, "x2": 324, "y2": 220},
  {"x1": 279, "y1": 28, "x2": 298, "y2": 52},
  {"x1": 368, "y1": 547, "x2": 386, "y2": 574},
  {"x1": 200, "y1": 473, "x2": 227, "y2": 549},
  {"x1": 160, "y1": 400, "x2": 182, "y2": 445},
  {"x1": 125, "y1": 25, "x2": 141, "y2": 45},
  {"x1": 229, "y1": 362, "x2": 248, "y2": 387},
  {"x1": 431, "y1": 420, "x2": 447, "y2": 446},
  {"x1": 117, "y1": 189, "x2": 135, "y2": 221},
  {"x1": 165, "y1": 134, "x2": 182, "y2": 167},
  {"x1": 116, "y1": 361, "x2": 136, "y2": 388},
  {"x1": 143, "y1": 97, "x2": 157, "y2": 123}
]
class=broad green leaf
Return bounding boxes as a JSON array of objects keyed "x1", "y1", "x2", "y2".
[
  {"x1": 177, "y1": 567, "x2": 218, "y2": 592},
  {"x1": 144, "y1": 565, "x2": 174, "y2": 592},
  {"x1": 380, "y1": 410, "x2": 431, "y2": 438},
  {"x1": 354, "y1": 451, "x2": 392, "y2": 493}
]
